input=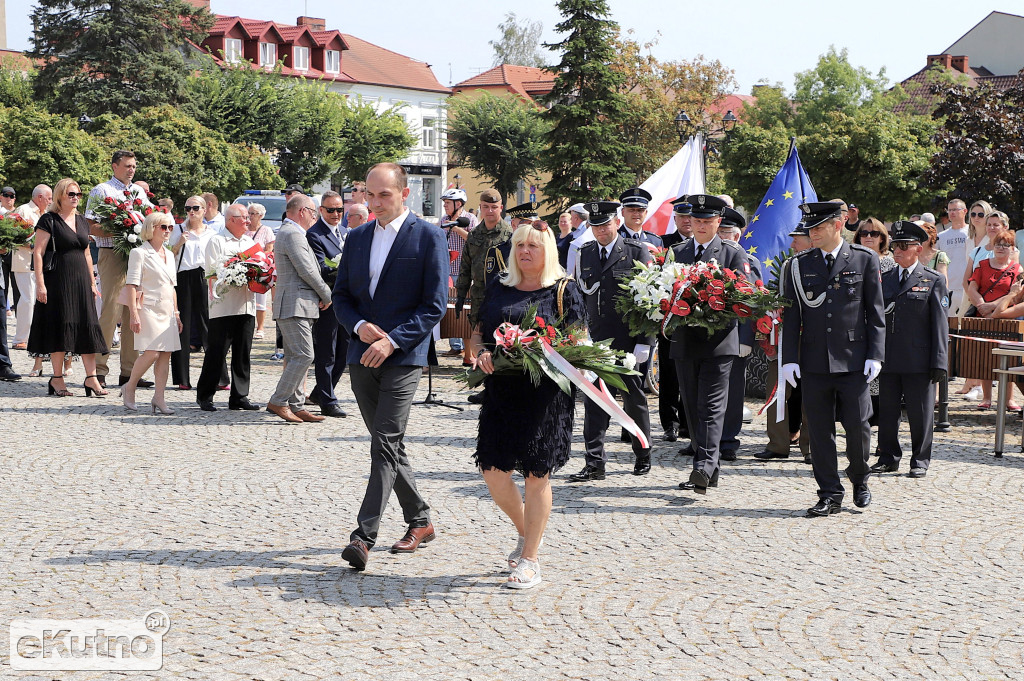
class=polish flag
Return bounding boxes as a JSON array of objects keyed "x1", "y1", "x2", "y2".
[{"x1": 640, "y1": 133, "x2": 706, "y2": 235}]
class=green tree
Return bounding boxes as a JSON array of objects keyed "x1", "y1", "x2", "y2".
[
  {"x1": 0, "y1": 59, "x2": 35, "y2": 110},
  {"x1": 90, "y1": 105, "x2": 282, "y2": 208},
  {"x1": 29, "y1": 0, "x2": 213, "y2": 118},
  {"x1": 490, "y1": 13, "x2": 546, "y2": 68},
  {"x1": 331, "y1": 97, "x2": 417, "y2": 186},
  {"x1": 0, "y1": 106, "x2": 107, "y2": 197},
  {"x1": 792, "y1": 46, "x2": 888, "y2": 128},
  {"x1": 446, "y1": 92, "x2": 549, "y2": 206},
  {"x1": 719, "y1": 121, "x2": 790, "y2": 209},
  {"x1": 274, "y1": 84, "x2": 349, "y2": 188},
  {"x1": 541, "y1": 0, "x2": 632, "y2": 208}
]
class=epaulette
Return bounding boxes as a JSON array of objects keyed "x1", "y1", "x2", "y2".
[
  {"x1": 794, "y1": 248, "x2": 817, "y2": 258},
  {"x1": 849, "y1": 243, "x2": 874, "y2": 254},
  {"x1": 921, "y1": 265, "x2": 942, "y2": 278},
  {"x1": 722, "y1": 239, "x2": 742, "y2": 249},
  {"x1": 579, "y1": 240, "x2": 600, "y2": 251},
  {"x1": 620, "y1": 236, "x2": 644, "y2": 247}
]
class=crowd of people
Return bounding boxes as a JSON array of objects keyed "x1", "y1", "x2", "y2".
[{"x1": 0, "y1": 151, "x2": 1015, "y2": 589}]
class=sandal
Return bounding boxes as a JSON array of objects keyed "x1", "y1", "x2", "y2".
[
  {"x1": 506, "y1": 557, "x2": 542, "y2": 589},
  {"x1": 507, "y1": 535, "x2": 543, "y2": 570},
  {"x1": 977, "y1": 401, "x2": 992, "y2": 410},
  {"x1": 29, "y1": 368, "x2": 44, "y2": 378},
  {"x1": 1007, "y1": 402, "x2": 1022, "y2": 412}
]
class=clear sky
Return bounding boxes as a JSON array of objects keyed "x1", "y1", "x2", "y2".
[{"x1": 1, "y1": 1, "x2": 1009, "y2": 93}]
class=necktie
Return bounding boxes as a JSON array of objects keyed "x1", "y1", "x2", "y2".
[
  {"x1": 900, "y1": 269, "x2": 909, "y2": 286},
  {"x1": 695, "y1": 244, "x2": 705, "y2": 261},
  {"x1": 600, "y1": 248, "x2": 608, "y2": 266},
  {"x1": 825, "y1": 253, "x2": 835, "y2": 271}
]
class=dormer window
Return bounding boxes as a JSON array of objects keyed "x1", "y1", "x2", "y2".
[
  {"x1": 293, "y1": 46, "x2": 310, "y2": 71},
  {"x1": 325, "y1": 50, "x2": 340, "y2": 74},
  {"x1": 224, "y1": 38, "x2": 242, "y2": 64},
  {"x1": 259, "y1": 42, "x2": 277, "y2": 67}
]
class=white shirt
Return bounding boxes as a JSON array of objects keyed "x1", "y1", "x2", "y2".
[
  {"x1": 170, "y1": 223, "x2": 217, "y2": 272},
  {"x1": 84, "y1": 177, "x2": 153, "y2": 248},
  {"x1": 354, "y1": 209, "x2": 409, "y2": 346},
  {"x1": 566, "y1": 227, "x2": 595, "y2": 274},
  {"x1": 204, "y1": 231, "x2": 256, "y2": 319},
  {"x1": 898, "y1": 262, "x2": 918, "y2": 281},
  {"x1": 937, "y1": 225, "x2": 969, "y2": 290},
  {"x1": 820, "y1": 242, "x2": 844, "y2": 266},
  {"x1": 694, "y1": 237, "x2": 714, "y2": 259}
]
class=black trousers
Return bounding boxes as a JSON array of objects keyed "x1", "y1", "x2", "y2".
[
  {"x1": 877, "y1": 372, "x2": 934, "y2": 471},
  {"x1": 583, "y1": 372, "x2": 651, "y2": 467},
  {"x1": 172, "y1": 267, "x2": 214, "y2": 387},
  {"x1": 309, "y1": 315, "x2": 350, "y2": 407},
  {"x1": 802, "y1": 371, "x2": 872, "y2": 501},
  {"x1": 657, "y1": 335, "x2": 683, "y2": 432},
  {"x1": 677, "y1": 355, "x2": 733, "y2": 478},
  {"x1": 196, "y1": 314, "x2": 253, "y2": 403},
  {"x1": 721, "y1": 355, "x2": 748, "y2": 456},
  {"x1": 1, "y1": 252, "x2": 16, "y2": 309}
]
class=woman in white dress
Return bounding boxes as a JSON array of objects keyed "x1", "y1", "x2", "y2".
[{"x1": 121, "y1": 212, "x2": 183, "y2": 414}]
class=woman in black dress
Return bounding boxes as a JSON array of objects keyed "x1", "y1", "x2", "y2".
[
  {"x1": 470, "y1": 223, "x2": 586, "y2": 589},
  {"x1": 27, "y1": 178, "x2": 108, "y2": 397}
]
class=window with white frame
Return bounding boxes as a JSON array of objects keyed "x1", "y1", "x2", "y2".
[
  {"x1": 259, "y1": 42, "x2": 277, "y2": 67},
  {"x1": 325, "y1": 50, "x2": 340, "y2": 73},
  {"x1": 293, "y1": 46, "x2": 309, "y2": 71},
  {"x1": 422, "y1": 117, "x2": 436, "y2": 149},
  {"x1": 224, "y1": 38, "x2": 242, "y2": 63}
]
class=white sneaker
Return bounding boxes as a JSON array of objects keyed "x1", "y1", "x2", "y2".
[{"x1": 963, "y1": 386, "x2": 982, "y2": 401}]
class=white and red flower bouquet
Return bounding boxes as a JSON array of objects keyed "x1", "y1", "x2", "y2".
[
  {"x1": 0, "y1": 212, "x2": 34, "y2": 252},
  {"x1": 208, "y1": 244, "x2": 276, "y2": 297},
  {"x1": 91, "y1": 190, "x2": 170, "y2": 258}
]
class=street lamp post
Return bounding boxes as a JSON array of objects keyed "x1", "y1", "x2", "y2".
[
  {"x1": 673, "y1": 108, "x2": 739, "y2": 177},
  {"x1": 454, "y1": 173, "x2": 461, "y2": 189}
]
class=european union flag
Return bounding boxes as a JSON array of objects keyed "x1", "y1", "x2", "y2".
[{"x1": 741, "y1": 140, "x2": 817, "y2": 279}]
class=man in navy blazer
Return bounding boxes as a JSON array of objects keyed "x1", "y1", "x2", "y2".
[
  {"x1": 332, "y1": 163, "x2": 449, "y2": 571},
  {"x1": 306, "y1": 190, "x2": 351, "y2": 418}
]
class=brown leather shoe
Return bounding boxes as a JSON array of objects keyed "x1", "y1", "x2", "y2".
[
  {"x1": 341, "y1": 539, "x2": 369, "y2": 571},
  {"x1": 390, "y1": 523, "x2": 436, "y2": 553},
  {"x1": 293, "y1": 409, "x2": 325, "y2": 423},
  {"x1": 266, "y1": 402, "x2": 303, "y2": 423}
]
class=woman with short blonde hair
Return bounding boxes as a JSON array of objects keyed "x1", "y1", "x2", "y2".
[{"x1": 501, "y1": 223, "x2": 564, "y2": 288}]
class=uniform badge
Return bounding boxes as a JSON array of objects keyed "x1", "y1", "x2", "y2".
[
  {"x1": 941, "y1": 296, "x2": 949, "y2": 308},
  {"x1": 743, "y1": 262, "x2": 751, "y2": 275},
  {"x1": 486, "y1": 258, "x2": 494, "y2": 273}
]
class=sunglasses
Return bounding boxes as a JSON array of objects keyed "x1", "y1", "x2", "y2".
[
  {"x1": 971, "y1": 211, "x2": 987, "y2": 218},
  {"x1": 1, "y1": 193, "x2": 15, "y2": 199},
  {"x1": 323, "y1": 207, "x2": 344, "y2": 214},
  {"x1": 184, "y1": 205, "x2": 203, "y2": 212},
  {"x1": 531, "y1": 221, "x2": 549, "y2": 231},
  {"x1": 993, "y1": 244, "x2": 1013, "y2": 250},
  {"x1": 66, "y1": 192, "x2": 84, "y2": 199},
  {"x1": 858, "y1": 230, "x2": 882, "y2": 238},
  {"x1": 893, "y1": 242, "x2": 919, "y2": 251},
  {"x1": 158, "y1": 225, "x2": 174, "y2": 231}
]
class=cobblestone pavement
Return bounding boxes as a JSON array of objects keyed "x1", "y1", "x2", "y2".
[{"x1": 1, "y1": 317, "x2": 1023, "y2": 680}]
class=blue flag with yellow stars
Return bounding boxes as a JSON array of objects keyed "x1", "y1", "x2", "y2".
[{"x1": 741, "y1": 140, "x2": 817, "y2": 280}]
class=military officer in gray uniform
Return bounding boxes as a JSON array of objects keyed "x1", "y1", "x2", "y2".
[
  {"x1": 568, "y1": 201, "x2": 655, "y2": 481},
  {"x1": 781, "y1": 202, "x2": 886, "y2": 517},
  {"x1": 671, "y1": 195, "x2": 753, "y2": 494},
  {"x1": 618, "y1": 187, "x2": 663, "y2": 249},
  {"x1": 871, "y1": 220, "x2": 948, "y2": 478}
]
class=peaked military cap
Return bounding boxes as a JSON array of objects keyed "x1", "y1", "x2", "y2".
[
  {"x1": 788, "y1": 223, "x2": 809, "y2": 237},
  {"x1": 797, "y1": 201, "x2": 844, "y2": 230},
  {"x1": 689, "y1": 194, "x2": 728, "y2": 219},
  {"x1": 586, "y1": 201, "x2": 621, "y2": 226},
  {"x1": 720, "y1": 206, "x2": 746, "y2": 229},
  {"x1": 619, "y1": 187, "x2": 653, "y2": 208},
  {"x1": 889, "y1": 220, "x2": 928, "y2": 243},
  {"x1": 671, "y1": 195, "x2": 692, "y2": 216},
  {"x1": 506, "y1": 202, "x2": 539, "y2": 220}
]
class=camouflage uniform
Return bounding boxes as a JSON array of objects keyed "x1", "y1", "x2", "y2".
[{"x1": 455, "y1": 219, "x2": 513, "y2": 325}]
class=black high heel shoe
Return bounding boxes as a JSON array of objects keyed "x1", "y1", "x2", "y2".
[
  {"x1": 83, "y1": 375, "x2": 109, "y2": 398},
  {"x1": 48, "y1": 375, "x2": 74, "y2": 397}
]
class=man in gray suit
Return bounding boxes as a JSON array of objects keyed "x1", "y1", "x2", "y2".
[{"x1": 266, "y1": 195, "x2": 333, "y2": 424}]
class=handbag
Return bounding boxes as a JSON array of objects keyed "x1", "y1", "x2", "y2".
[{"x1": 41, "y1": 224, "x2": 57, "y2": 271}]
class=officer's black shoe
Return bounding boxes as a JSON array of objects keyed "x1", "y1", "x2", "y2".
[
  {"x1": 321, "y1": 403, "x2": 347, "y2": 418},
  {"x1": 0, "y1": 366, "x2": 22, "y2": 381},
  {"x1": 754, "y1": 449, "x2": 789, "y2": 460},
  {"x1": 197, "y1": 400, "x2": 217, "y2": 412},
  {"x1": 620, "y1": 430, "x2": 631, "y2": 443},
  {"x1": 663, "y1": 424, "x2": 678, "y2": 442},
  {"x1": 678, "y1": 445, "x2": 695, "y2": 457},
  {"x1": 853, "y1": 484, "x2": 872, "y2": 508},
  {"x1": 807, "y1": 498, "x2": 842, "y2": 517},
  {"x1": 467, "y1": 391, "x2": 484, "y2": 405},
  {"x1": 721, "y1": 450, "x2": 737, "y2": 462},
  {"x1": 229, "y1": 398, "x2": 260, "y2": 411},
  {"x1": 679, "y1": 469, "x2": 718, "y2": 490},
  {"x1": 803, "y1": 454, "x2": 813, "y2": 465},
  {"x1": 568, "y1": 465, "x2": 606, "y2": 482},
  {"x1": 633, "y1": 453, "x2": 651, "y2": 476},
  {"x1": 908, "y1": 468, "x2": 927, "y2": 478},
  {"x1": 869, "y1": 462, "x2": 898, "y2": 474}
]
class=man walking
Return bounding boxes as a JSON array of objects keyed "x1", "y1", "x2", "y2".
[
  {"x1": 267, "y1": 195, "x2": 334, "y2": 424},
  {"x1": 306, "y1": 190, "x2": 351, "y2": 418},
  {"x1": 332, "y1": 163, "x2": 448, "y2": 571}
]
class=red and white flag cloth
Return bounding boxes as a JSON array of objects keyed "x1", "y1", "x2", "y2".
[{"x1": 640, "y1": 133, "x2": 706, "y2": 236}]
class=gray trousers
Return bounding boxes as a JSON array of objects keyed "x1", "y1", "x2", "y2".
[
  {"x1": 349, "y1": 363, "x2": 431, "y2": 547},
  {"x1": 677, "y1": 356, "x2": 733, "y2": 478},
  {"x1": 270, "y1": 316, "x2": 315, "y2": 411}
]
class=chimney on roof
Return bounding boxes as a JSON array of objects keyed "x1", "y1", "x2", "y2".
[
  {"x1": 951, "y1": 55, "x2": 969, "y2": 73},
  {"x1": 297, "y1": 16, "x2": 326, "y2": 31},
  {"x1": 928, "y1": 54, "x2": 953, "y2": 69}
]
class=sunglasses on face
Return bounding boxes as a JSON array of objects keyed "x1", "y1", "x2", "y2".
[
  {"x1": 185, "y1": 205, "x2": 202, "y2": 212},
  {"x1": 859, "y1": 230, "x2": 882, "y2": 238},
  {"x1": 971, "y1": 211, "x2": 987, "y2": 218},
  {"x1": 158, "y1": 225, "x2": 174, "y2": 231},
  {"x1": 1, "y1": 193, "x2": 15, "y2": 199},
  {"x1": 66, "y1": 192, "x2": 83, "y2": 199},
  {"x1": 323, "y1": 207, "x2": 344, "y2": 214},
  {"x1": 993, "y1": 244, "x2": 1012, "y2": 251},
  {"x1": 893, "y1": 242, "x2": 918, "y2": 251}
]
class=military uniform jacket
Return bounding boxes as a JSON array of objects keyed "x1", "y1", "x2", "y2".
[
  {"x1": 454, "y1": 219, "x2": 513, "y2": 323},
  {"x1": 669, "y1": 234, "x2": 751, "y2": 359},
  {"x1": 737, "y1": 251, "x2": 763, "y2": 347},
  {"x1": 618, "y1": 225, "x2": 663, "y2": 249},
  {"x1": 880, "y1": 264, "x2": 948, "y2": 374},
  {"x1": 576, "y1": 237, "x2": 654, "y2": 352},
  {"x1": 782, "y1": 242, "x2": 886, "y2": 373}
]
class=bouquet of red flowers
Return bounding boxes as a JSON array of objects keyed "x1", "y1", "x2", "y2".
[
  {"x1": 616, "y1": 249, "x2": 788, "y2": 338},
  {"x1": 0, "y1": 212, "x2": 34, "y2": 252},
  {"x1": 91, "y1": 190, "x2": 169, "y2": 258},
  {"x1": 208, "y1": 244, "x2": 276, "y2": 297},
  {"x1": 457, "y1": 304, "x2": 638, "y2": 393}
]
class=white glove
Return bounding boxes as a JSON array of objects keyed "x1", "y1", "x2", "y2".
[
  {"x1": 738, "y1": 343, "x2": 752, "y2": 358},
  {"x1": 781, "y1": 363, "x2": 801, "y2": 388},
  {"x1": 864, "y1": 359, "x2": 882, "y2": 383},
  {"x1": 583, "y1": 370, "x2": 598, "y2": 384},
  {"x1": 632, "y1": 344, "x2": 651, "y2": 364}
]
